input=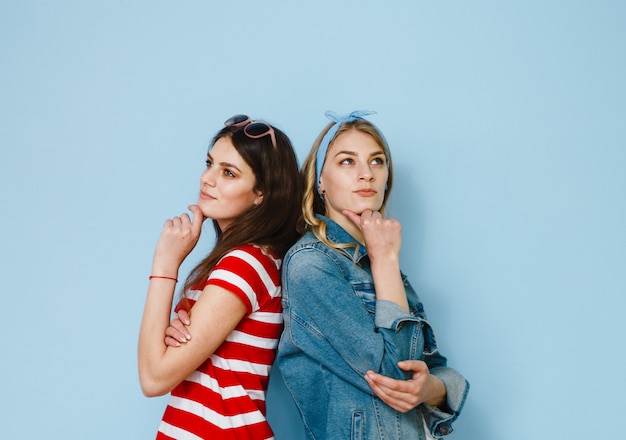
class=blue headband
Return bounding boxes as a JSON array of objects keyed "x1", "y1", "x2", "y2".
[{"x1": 315, "y1": 110, "x2": 376, "y2": 193}]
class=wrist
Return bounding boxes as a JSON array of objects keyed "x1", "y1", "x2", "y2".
[
  {"x1": 424, "y1": 375, "x2": 447, "y2": 407},
  {"x1": 149, "y1": 275, "x2": 178, "y2": 283},
  {"x1": 151, "y1": 262, "x2": 179, "y2": 280},
  {"x1": 369, "y1": 251, "x2": 399, "y2": 265},
  {"x1": 369, "y1": 256, "x2": 401, "y2": 280}
]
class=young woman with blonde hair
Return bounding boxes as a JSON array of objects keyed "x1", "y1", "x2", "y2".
[{"x1": 276, "y1": 110, "x2": 469, "y2": 440}]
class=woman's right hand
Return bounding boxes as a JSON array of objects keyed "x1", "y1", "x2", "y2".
[
  {"x1": 343, "y1": 209, "x2": 402, "y2": 262},
  {"x1": 152, "y1": 205, "x2": 205, "y2": 276},
  {"x1": 164, "y1": 309, "x2": 192, "y2": 347},
  {"x1": 343, "y1": 209, "x2": 408, "y2": 310}
]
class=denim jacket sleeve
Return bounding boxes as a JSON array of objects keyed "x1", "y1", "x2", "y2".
[
  {"x1": 423, "y1": 365, "x2": 470, "y2": 438},
  {"x1": 409, "y1": 294, "x2": 469, "y2": 437},
  {"x1": 281, "y1": 245, "x2": 422, "y2": 395}
]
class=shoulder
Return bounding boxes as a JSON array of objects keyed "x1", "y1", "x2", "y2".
[
  {"x1": 218, "y1": 244, "x2": 281, "y2": 273},
  {"x1": 283, "y1": 235, "x2": 349, "y2": 283},
  {"x1": 209, "y1": 245, "x2": 282, "y2": 291},
  {"x1": 286, "y1": 232, "x2": 336, "y2": 262},
  {"x1": 209, "y1": 245, "x2": 282, "y2": 309}
]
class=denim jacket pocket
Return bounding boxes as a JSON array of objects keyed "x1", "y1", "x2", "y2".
[
  {"x1": 351, "y1": 410, "x2": 364, "y2": 440},
  {"x1": 350, "y1": 281, "x2": 376, "y2": 314}
]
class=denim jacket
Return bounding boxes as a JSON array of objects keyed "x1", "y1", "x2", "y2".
[{"x1": 277, "y1": 216, "x2": 469, "y2": 440}]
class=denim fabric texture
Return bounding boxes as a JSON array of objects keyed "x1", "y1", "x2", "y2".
[{"x1": 277, "y1": 216, "x2": 469, "y2": 439}]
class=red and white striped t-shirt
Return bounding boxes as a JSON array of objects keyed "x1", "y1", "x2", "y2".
[{"x1": 157, "y1": 245, "x2": 283, "y2": 440}]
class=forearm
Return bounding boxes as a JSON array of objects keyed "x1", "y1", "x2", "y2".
[
  {"x1": 429, "y1": 366, "x2": 470, "y2": 415},
  {"x1": 139, "y1": 206, "x2": 206, "y2": 395},
  {"x1": 423, "y1": 374, "x2": 447, "y2": 407},
  {"x1": 422, "y1": 366, "x2": 470, "y2": 437},
  {"x1": 370, "y1": 254, "x2": 409, "y2": 311},
  {"x1": 139, "y1": 277, "x2": 250, "y2": 397},
  {"x1": 138, "y1": 277, "x2": 178, "y2": 396}
]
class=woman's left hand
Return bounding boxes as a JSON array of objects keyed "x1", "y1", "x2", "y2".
[
  {"x1": 164, "y1": 309, "x2": 191, "y2": 347},
  {"x1": 364, "y1": 360, "x2": 446, "y2": 413}
]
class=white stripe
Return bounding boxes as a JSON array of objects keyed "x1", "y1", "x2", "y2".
[
  {"x1": 226, "y1": 330, "x2": 279, "y2": 350},
  {"x1": 245, "y1": 388, "x2": 266, "y2": 401},
  {"x1": 185, "y1": 370, "x2": 249, "y2": 399},
  {"x1": 210, "y1": 268, "x2": 260, "y2": 311},
  {"x1": 186, "y1": 288, "x2": 202, "y2": 301},
  {"x1": 185, "y1": 370, "x2": 267, "y2": 402},
  {"x1": 250, "y1": 310, "x2": 284, "y2": 324},
  {"x1": 212, "y1": 354, "x2": 272, "y2": 377},
  {"x1": 168, "y1": 396, "x2": 266, "y2": 429},
  {"x1": 226, "y1": 249, "x2": 281, "y2": 298},
  {"x1": 231, "y1": 246, "x2": 281, "y2": 271},
  {"x1": 158, "y1": 421, "x2": 203, "y2": 440}
]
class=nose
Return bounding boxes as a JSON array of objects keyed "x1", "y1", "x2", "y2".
[
  {"x1": 200, "y1": 166, "x2": 217, "y2": 187},
  {"x1": 357, "y1": 162, "x2": 374, "y2": 181}
]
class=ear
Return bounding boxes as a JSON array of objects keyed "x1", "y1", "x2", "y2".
[{"x1": 253, "y1": 191, "x2": 264, "y2": 206}]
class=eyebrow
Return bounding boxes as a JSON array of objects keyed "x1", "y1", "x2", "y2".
[
  {"x1": 207, "y1": 153, "x2": 243, "y2": 174},
  {"x1": 332, "y1": 149, "x2": 385, "y2": 158}
]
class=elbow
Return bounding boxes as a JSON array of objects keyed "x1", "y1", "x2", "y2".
[
  {"x1": 141, "y1": 384, "x2": 167, "y2": 398},
  {"x1": 139, "y1": 373, "x2": 172, "y2": 397},
  {"x1": 138, "y1": 356, "x2": 176, "y2": 397}
]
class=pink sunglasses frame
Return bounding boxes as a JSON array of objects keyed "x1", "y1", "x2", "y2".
[{"x1": 224, "y1": 114, "x2": 277, "y2": 150}]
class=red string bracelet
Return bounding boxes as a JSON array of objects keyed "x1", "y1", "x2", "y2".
[{"x1": 149, "y1": 275, "x2": 178, "y2": 282}]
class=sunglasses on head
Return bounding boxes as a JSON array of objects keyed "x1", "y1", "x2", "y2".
[{"x1": 224, "y1": 114, "x2": 277, "y2": 150}]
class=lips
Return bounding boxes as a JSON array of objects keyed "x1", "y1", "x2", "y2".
[
  {"x1": 354, "y1": 188, "x2": 377, "y2": 196},
  {"x1": 199, "y1": 191, "x2": 216, "y2": 200}
]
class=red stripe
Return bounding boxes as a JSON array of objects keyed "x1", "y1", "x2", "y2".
[
  {"x1": 161, "y1": 406, "x2": 274, "y2": 440},
  {"x1": 190, "y1": 361, "x2": 271, "y2": 391},
  {"x1": 216, "y1": 341, "x2": 278, "y2": 365},
  {"x1": 172, "y1": 381, "x2": 266, "y2": 416},
  {"x1": 236, "y1": 313, "x2": 282, "y2": 336}
]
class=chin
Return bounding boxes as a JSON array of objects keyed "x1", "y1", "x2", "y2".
[
  {"x1": 196, "y1": 203, "x2": 212, "y2": 219},
  {"x1": 354, "y1": 203, "x2": 384, "y2": 214}
]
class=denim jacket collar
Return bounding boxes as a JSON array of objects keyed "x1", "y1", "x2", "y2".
[{"x1": 317, "y1": 214, "x2": 369, "y2": 264}]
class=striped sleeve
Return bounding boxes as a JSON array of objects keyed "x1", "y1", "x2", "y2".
[{"x1": 206, "y1": 245, "x2": 281, "y2": 315}]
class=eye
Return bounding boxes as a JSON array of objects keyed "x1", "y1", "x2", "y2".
[
  {"x1": 205, "y1": 159, "x2": 212, "y2": 167},
  {"x1": 223, "y1": 169, "x2": 236, "y2": 178},
  {"x1": 339, "y1": 157, "x2": 354, "y2": 165},
  {"x1": 371, "y1": 155, "x2": 386, "y2": 166}
]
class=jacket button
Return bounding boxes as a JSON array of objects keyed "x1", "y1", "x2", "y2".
[{"x1": 439, "y1": 426, "x2": 450, "y2": 435}]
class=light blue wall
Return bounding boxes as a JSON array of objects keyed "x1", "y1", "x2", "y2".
[{"x1": 1, "y1": 1, "x2": 624, "y2": 439}]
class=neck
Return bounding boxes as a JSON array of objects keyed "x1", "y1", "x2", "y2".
[{"x1": 327, "y1": 213, "x2": 364, "y2": 245}]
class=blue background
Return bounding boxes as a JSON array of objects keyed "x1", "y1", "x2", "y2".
[{"x1": 1, "y1": 1, "x2": 624, "y2": 439}]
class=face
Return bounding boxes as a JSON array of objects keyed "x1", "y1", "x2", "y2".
[
  {"x1": 319, "y1": 129, "x2": 388, "y2": 225},
  {"x1": 198, "y1": 136, "x2": 263, "y2": 230}
]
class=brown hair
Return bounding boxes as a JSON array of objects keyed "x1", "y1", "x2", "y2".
[{"x1": 181, "y1": 122, "x2": 302, "y2": 304}]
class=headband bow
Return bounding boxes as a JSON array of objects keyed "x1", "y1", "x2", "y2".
[{"x1": 315, "y1": 110, "x2": 376, "y2": 194}]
